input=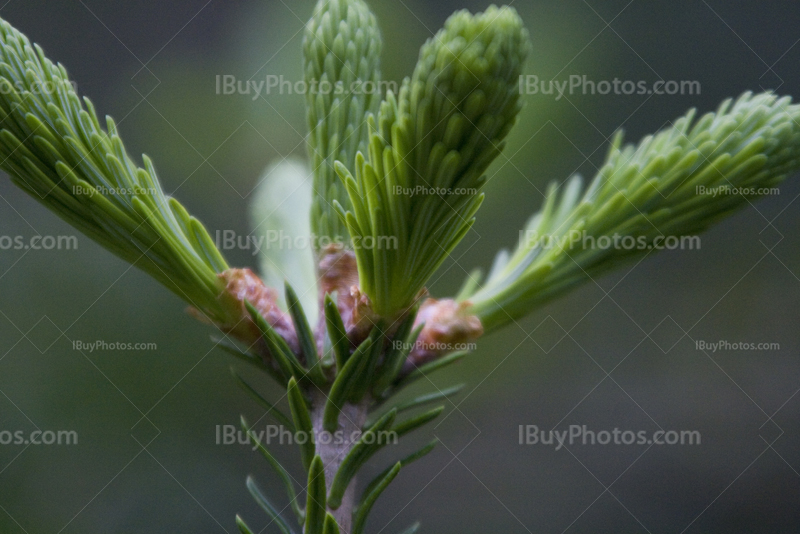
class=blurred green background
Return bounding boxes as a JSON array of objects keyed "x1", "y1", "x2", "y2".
[{"x1": 1, "y1": 1, "x2": 800, "y2": 532}]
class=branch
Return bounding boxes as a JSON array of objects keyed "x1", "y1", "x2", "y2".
[
  {"x1": 465, "y1": 92, "x2": 800, "y2": 332},
  {"x1": 0, "y1": 17, "x2": 235, "y2": 325},
  {"x1": 334, "y1": 6, "x2": 531, "y2": 317}
]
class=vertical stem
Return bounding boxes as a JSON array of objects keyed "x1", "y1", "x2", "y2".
[{"x1": 310, "y1": 389, "x2": 369, "y2": 534}]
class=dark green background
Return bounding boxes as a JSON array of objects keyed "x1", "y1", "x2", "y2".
[{"x1": 1, "y1": 1, "x2": 799, "y2": 532}]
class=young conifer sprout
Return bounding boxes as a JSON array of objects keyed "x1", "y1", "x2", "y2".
[
  {"x1": 1, "y1": 1, "x2": 799, "y2": 533},
  {"x1": 465, "y1": 92, "x2": 800, "y2": 332},
  {"x1": 0, "y1": 18, "x2": 232, "y2": 324},
  {"x1": 334, "y1": 5, "x2": 531, "y2": 318},
  {"x1": 305, "y1": 0, "x2": 383, "y2": 248}
]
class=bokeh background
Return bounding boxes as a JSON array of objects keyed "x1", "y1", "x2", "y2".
[{"x1": 1, "y1": 1, "x2": 800, "y2": 532}]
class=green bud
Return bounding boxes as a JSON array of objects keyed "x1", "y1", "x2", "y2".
[
  {"x1": 338, "y1": 5, "x2": 531, "y2": 317},
  {"x1": 304, "y1": 0, "x2": 383, "y2": 249}
]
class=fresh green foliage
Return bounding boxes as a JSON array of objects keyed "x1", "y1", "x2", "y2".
[
  {"x1": 354, "y1": 440, "x2": 436, "y2": 534},
  {"x1": 305, "y1": 456, "x2": 328, "y2": 534},
  {"x1": 0, "y1": 18, "x2": 232, "y2": 323},
  {"x1": 3, "y1": 1, "x2": 800, "y2": 533},
  {"x1": 324, "y1": 294, "x2": 351, "y2": 370},
  {"x1": 465, "y1": 92, "x2": 800, "y2": 331},
  {"x1": 236, "y1": 514, "x2": 257, "y2": 534},
  {"x1": 359, "y1": 439, "x2": 438, "y2": 500},
  {"x1": 353, "y1": 462, "x2": 401, "y2": 534},
  {"x1": 372, "y1": 311, "x2": 420, "y2": 396},
  {"x1": 285, "y1": 281, "x2": 327, "y2": 383},
  {"x1": 335, "y1": 6, "x2": 531, "y2": 316},
  {"x1": 393, "y1": 406, "x2": 445, "y2": 438},
  {"x1": 323, "y1": 329, "x2": 377, "y2": 432},
  {"x1": 240, "y1": 415, "x2": 305, "y2": 523},
  {"x1": 246, "y1": 300, "x2": 306, "y2": 381},
  {"x1": 288, "y1": 377, "x2": 316, "y2": 471},
  {"x1": 323, "y1": 514, "x2": 341, "y2": 534},
  {"x1": 304, "y1": 0, "x2": 383, "y2": 247},
  {"x1": 246, "y1": 476, "x2": 297, "y2": 534}
]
